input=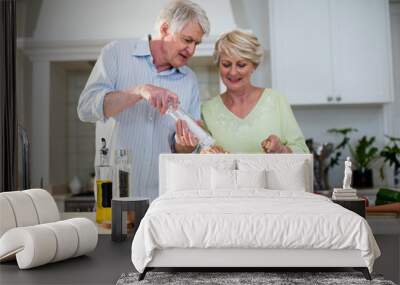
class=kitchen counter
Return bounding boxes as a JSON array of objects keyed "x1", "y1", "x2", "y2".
[
  {"x1": 53, "y1": 193, "x2": 95, "y2": 212},
  {"x1": 61, "y1": 212, "x2": 111, "y2": 235},
  {"x1": 367, "y1": 215, "x2": 400, "y2": 235}
]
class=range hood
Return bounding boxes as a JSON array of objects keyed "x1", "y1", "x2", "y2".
[{"x1": 19, "y1": 0, "x2": 238, "y2": 57}]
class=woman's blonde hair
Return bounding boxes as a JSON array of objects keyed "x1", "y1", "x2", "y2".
[{"x1": 214, "y1": 29, "x2": 263, "y2": 67}]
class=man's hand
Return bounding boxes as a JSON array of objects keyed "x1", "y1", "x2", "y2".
[
  {"x1": 175, "y1": 120, "x2": 199, "y2": 147},
  {"x1": 132, "y1": 84, "x2": 179, "y2": 114},
  {"x1": 261, "y1": 135, "x2": 292, "y2": 153}
]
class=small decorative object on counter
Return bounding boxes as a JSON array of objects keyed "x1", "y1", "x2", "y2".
[
  {"x1": 114, "y1": 149, "x2": 132, "y2": 198},
  {"x1": 324, "y1": 127, "x2": 358, "y2": 190},
  {"x1": 343, "y1": 157, "x2": 353, "y2": 190},
  {"x1": 333, "y1": 157, "x2": 358, "y2": 200},
  {"x1": 95, "y1": 138, "x2": 112, "y2": 226},
  {"x1": 69, "y1": 175, "x2": 82, "y2": 195}
]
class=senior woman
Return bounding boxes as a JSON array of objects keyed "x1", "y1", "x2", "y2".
[{"x1": 200, "y1": 29, "x2": 308, "y2": 154}]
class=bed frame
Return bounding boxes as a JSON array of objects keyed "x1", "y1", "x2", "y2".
[
  {"x1": 138, "y1": 154, "x2": 371, "y2": 280},
  {"x1": 141, "y1": 248, "x2": 370, "y2": 280}
]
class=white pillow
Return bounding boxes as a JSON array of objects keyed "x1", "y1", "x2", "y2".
[
  {"x1": 236, "y1": 169, "x2": 267, "y2": 189},
  {"x1": 167, "y1": 162, "x2": 211, "y2": 191},
  {"x1": 211, "y1": 168, "x2": 236, "y2": 190},
  {"x1": 165, "y1": 158, "x2": 236, "y2": 192},
  {"x1": 211, "y1": 169, "x2": 268, "y2": 190},
  {"x1": 265, "y1": 163, "x2": 307, "y2": 191},
  {"x1": 237, "y1": 158, "x2": 308, "y2": 191}
]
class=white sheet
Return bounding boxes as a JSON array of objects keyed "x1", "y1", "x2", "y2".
[{"x1": 131, "y1": 190, "x2": 380, "y2": 273}]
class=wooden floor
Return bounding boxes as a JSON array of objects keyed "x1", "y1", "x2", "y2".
[{"x1": 0, "y1": 235, "x2": 134, "y2": 285}]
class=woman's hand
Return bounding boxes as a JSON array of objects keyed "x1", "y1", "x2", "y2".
[
  {"x1": 261, "y1": 135, "x2": 292, "y2": 153},
  {"x1": 200, "y1": 145, "x2": 228, "y2": 154}
]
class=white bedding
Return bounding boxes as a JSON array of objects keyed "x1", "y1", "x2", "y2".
[{"x1": 131, "y1": 189, "x2": 380, "y2": 273}]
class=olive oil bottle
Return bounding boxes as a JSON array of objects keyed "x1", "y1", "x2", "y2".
[
  {"x1": 95, "y1": 138, "x2": 112, "y2": 225},
  {"x1": 114, "y1": 149, "x2": 131, "y2": 198}
]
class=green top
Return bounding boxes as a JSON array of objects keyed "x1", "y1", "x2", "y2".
[{"x1": 201, "y1": 89, "x2": 309, "y2": 154}]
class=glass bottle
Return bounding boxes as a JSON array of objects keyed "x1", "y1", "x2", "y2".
[
  {"x1": 95, "y1": 138, "x2": 112, "y2": 225},
  {"x1": 114, "y1": 149, "x2": 131, "y2": 198},
  {"x1": 166, "y1": 106, "x2": 215, "y2": 149}
]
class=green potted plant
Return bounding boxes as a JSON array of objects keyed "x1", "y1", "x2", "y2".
[
  {"x1": 380, "y1": 135, "x2": 400, "y2": 187},
  {"x1": 349, "y1": 136, "x2": 379, "y2": 188}
]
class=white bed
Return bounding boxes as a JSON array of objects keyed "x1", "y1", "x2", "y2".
[{"x1": 131, "y1": 154, "x2": 380, "y2": 280}]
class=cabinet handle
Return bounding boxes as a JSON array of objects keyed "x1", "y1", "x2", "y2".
[
  {"x1": 336, "y1": 96, "x2": 342, "y2": 102},
  {"x1": 327, "y1": 96, "x2": 333, "y2": 102}
]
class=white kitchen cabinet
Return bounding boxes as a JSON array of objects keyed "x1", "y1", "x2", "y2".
[{"x1": 269, "y1": 0, "x2": 393, "y2": 105}]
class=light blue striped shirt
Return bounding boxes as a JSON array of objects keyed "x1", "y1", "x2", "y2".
[{"x1": 77, "y1": 38, "x2": 200, "y2": 201}]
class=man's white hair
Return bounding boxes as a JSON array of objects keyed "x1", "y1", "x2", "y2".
[{"x1": 155, "y1": 0, "x2": 210, "y2": 36}]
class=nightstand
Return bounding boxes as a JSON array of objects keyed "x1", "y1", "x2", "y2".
[
  {"x1": 332, "y1": 198, "x2": 366, "y2": 218},
  {"x1": 111, "y1": 197, "x2": 149, "y2": 242}
]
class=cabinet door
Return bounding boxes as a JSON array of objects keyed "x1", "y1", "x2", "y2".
[
  {"x1": 331, "y1": 0, "x2": 392, "y2": 103},
  {"x1": 269, "y1": 0, "x2": 334, "y2": 105}
]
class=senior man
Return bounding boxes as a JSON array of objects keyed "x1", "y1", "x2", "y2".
[{"x1": 77, "y1": 0, "x2": 210, "y2": 200}]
